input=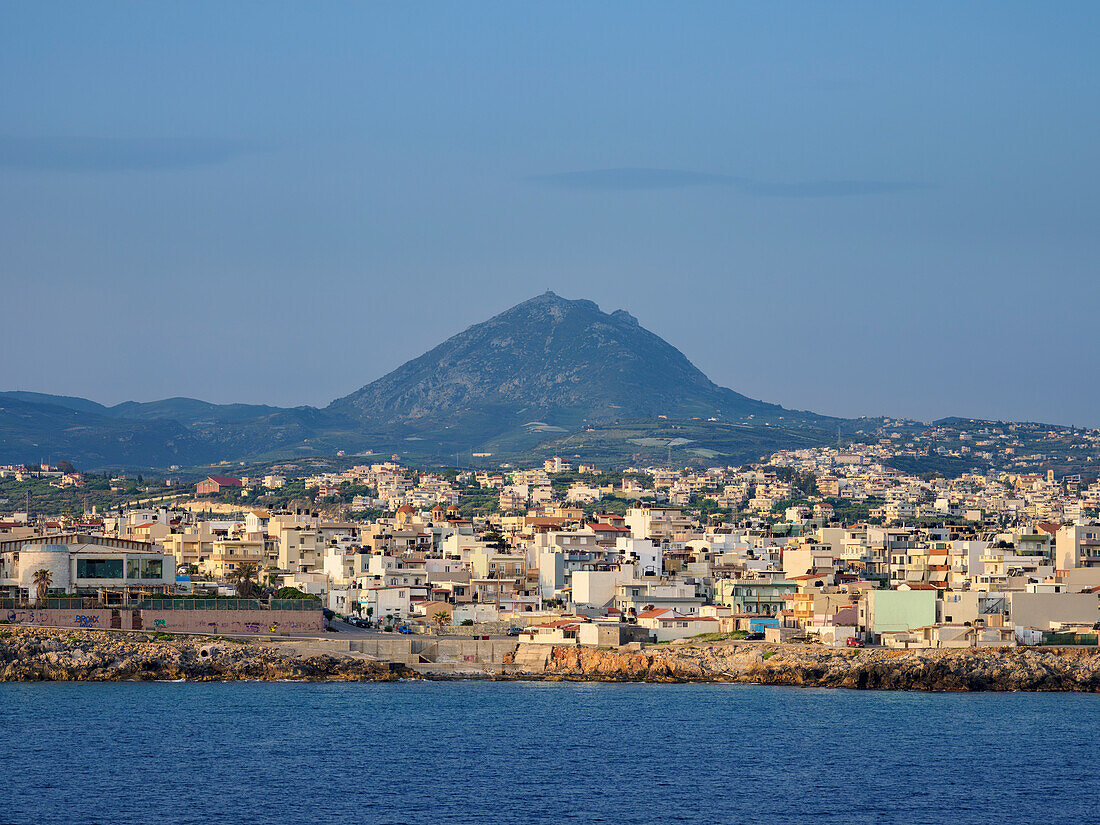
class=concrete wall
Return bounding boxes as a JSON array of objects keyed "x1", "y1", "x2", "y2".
[
  {"x1": 572, "y1": 570, "x2": 622, "y2": 609},
  {"x1": 867, "y1": 590, "x2": 937, "y2": 634},
  {"x1": 3, "y1": 607, "x2": 113, "y2": 629},
  {"x1": 17, "y1": 547, "x2": 72, "y2": 602},
  {"x1": 141, "y1": 609, "x2": 322, "y2": 634},
  {"x1": 1008, "y1": 593, "x2": 1100, "y2": 629},
  {"x1": 349, "y1": 637, "x2": 517, "y2": 664},
  {"x1": 437, "y1": 620, "x2": 517, "y2": 635},
  {"x1": 2, "y1": 607, "x2": 322, "y2": 634},
  {"x1": 577, "y1": 623, "x2": 652, "y2": 647}
]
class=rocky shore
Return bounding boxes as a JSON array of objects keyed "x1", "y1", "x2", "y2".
[
  {"x1": 5, "y1": 627, "x2": 1100, "y2": 690},
  {"x1": 506, "y1": 641, "x2": 1100, "y2": 691},
  {"x1": 0, "y1": 627, "x2": 409, "y2": 682}
]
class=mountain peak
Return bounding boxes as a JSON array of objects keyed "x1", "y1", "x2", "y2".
[
  {"x1": 506, "y1": 291, "x2": 602, "y2": 318},
  {"x1": 329, "y1": 293, "x2": 777, "y2": 434}
]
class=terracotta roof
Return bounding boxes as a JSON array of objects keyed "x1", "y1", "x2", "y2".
[
  {"x1": 635, "y1": 608, "x2": 673, "y2": 620},
  {"x1": 533, "y1": 619, "x2": 583, "y2": 629},
  {"x1": 205, "y1": 476, "x2": 242, "y2": 486}
]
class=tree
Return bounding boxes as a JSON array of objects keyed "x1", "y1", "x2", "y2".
[
  {"x1": 432, "y1": 610, "x2": 449, "y2": 630},
  {"x1": 481, "y1": 526, "x2": 509, "y2": 551},
  {"x1": 32, "y1": 568, "x2": 52, "y2": 603},
  {"x1": 274, "y1": 586, "x2": 312, "y2": 599},
  {"x1": 228, "y1": 562, "x2": 259, "y2": 599}
]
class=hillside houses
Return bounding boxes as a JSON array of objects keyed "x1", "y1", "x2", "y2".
[{"x1": 4, "y1": 445, "x2": 1100, "y2": 650}]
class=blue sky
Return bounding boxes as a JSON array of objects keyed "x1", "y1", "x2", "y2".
[{"x1": 2, "y1": 2, "x2": 1098, "y2": 425}]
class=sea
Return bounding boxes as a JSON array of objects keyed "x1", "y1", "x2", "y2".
[{"x1": 2, "y1": 681, "x2": 1096, "y2": 825}]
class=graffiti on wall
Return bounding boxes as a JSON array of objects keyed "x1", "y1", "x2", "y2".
[
  {"x1": 7, "y1": 610, "x2": 49, "y2": 624},
  {"x1": 73, "y1": 614, "x2": 100, "y2": 627}
]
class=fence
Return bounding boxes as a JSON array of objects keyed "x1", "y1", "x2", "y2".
[
  {"x1": 138, "y1": 598, "x2": 322, "y2": 611},
  {"x1": 0, "y1": 597, "x2": 100, "y2": 610},
  {"x1": 1042, "y1": 632, "x2": 1098, "y2": 646}
]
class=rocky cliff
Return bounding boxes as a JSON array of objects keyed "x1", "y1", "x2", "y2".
[
  {"x1": 0, "y1": 627, "x2": 408, "y2": 682},
  {"x1": 508, "y1": 642, "x2": 1100, "y2": 691}
]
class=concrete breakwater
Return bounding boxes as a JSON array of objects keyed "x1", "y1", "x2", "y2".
[
  {"x1": 505, "y1": 642, "x2": 1100, "y2": 691},
  {"x1": 0, "y1": 627, "x2": 409, "y2": 682}
]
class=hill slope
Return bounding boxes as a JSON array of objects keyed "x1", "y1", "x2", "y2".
[
  {"x1": 331, "y1": 292, "x2": 793, "y2": 428},
  {"x1": 1, "y1": 293, "x2": 840, "y2": 469}
]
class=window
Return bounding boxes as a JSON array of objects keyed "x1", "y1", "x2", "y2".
[{"x1": 77, "y1": 558, "x2": 124, "y2": 579}]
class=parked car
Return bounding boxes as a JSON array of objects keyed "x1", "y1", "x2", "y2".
[
  {"x1": 397, "y1": 625, "x2": 412, "y2": 634},
  {"x1": 744, "y1": 631, "x2": 764, "y2": 641},
  {"x1": 846, "y1": 636, "x2": 865, "y2": 648},
  {"x1": 506, "y1": 627, "x2": 523, "y2": 637}
]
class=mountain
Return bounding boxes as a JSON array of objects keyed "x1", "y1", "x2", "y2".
[
  {"x1": 331, "y1": 292, "x2": 786, "y2": 426},
  {"x1": 0, "y1": 293, "x2": 842, "y2": 470},
  {"x1": 0, "y1": 394, "x2": 198, "y2": 468}
]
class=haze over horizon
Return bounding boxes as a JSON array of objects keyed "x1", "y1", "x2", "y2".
[{"x1": 2, "y1": 3, "x2": 1098, "y2": 426}]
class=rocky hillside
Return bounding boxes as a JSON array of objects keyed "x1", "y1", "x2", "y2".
[
  {"x1": 0, "y1": 627, "x2": 409, "y2": 682},
  {"x1": 508, "y1": 641, "x2": 1100, "y2": 691},
  {"x1": 330, "y1": 292, "x2": 785, "y2": 427}
]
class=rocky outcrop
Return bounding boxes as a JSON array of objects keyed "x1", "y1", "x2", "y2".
[
  {"x1": 0, "y1": 627, "x2": 410, "y2": 682},
  {"x1": 7, "y1": 628, "x2": 1098, "y2": 690},
  {"x1": 511, "y1": 642, "x2": 1100, "y2": 691}
]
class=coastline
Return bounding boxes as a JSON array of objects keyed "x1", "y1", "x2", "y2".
[
  {"x1": 0, "y1": 627, "x2": 410, "y2": 682},
  {"x1": 3, "y1": 627, "x2": 1100, "y2": 691},
  {"x1": 500, "y1": 641, "x2": 1100, "y2": 691}
]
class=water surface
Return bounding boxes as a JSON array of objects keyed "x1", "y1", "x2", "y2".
[{"x1": 2, "y1": 682, "x2": 1096, "y2": 824}]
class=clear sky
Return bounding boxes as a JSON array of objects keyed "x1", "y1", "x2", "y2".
[{"x1": 2, "y1": 2, "x2": 1098, "y2": 425}]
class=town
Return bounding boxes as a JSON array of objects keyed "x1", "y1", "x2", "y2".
[{"x1": 3, "y1": 433, "x2": 1099, "y2": 653}]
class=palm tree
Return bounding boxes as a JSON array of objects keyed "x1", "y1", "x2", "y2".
[
  {"x1": 228, "y1": 562, "x2": 259, "y2": 599},
  {"x1": 32, "y1": 568, "x2": 52, "y2": 604},
  {"x1": 432, "y1": 610, "x2": 450, "y2": 631}
]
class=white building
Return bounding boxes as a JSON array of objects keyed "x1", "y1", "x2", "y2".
[{"x1": 0, "y1": 533, "x2": 174, "y2": 602}]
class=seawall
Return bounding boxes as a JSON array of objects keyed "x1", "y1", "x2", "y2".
[{"x1": 2, "y1": 606, "x2": 322, "y2": 635}]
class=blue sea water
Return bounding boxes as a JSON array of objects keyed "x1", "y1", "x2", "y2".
[{"x1": 1, "y1": 681, "x2": 1096, "y2": 825}]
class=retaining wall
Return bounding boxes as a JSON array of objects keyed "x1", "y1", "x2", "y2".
[
  {"x1": 3, "y1": 608, "x2": 114, "y2": 629},
  {"x1": 2, "y1": 607, "x2": 322, "y2": 634},
  {"x1": 350, "y1": 637, "x2": 517, "y2": 664}
]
